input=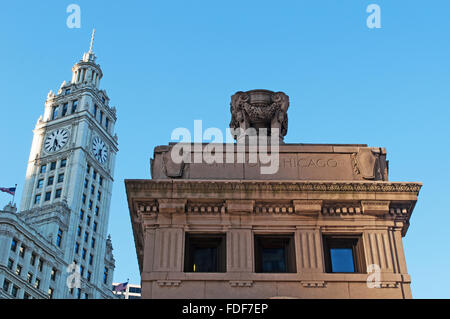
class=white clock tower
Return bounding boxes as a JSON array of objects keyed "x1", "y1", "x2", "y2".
[{"x1": 19, "y1": 30, "x2": 118, "y2": 299}]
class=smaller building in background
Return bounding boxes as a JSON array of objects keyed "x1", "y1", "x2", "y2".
[{"x1": 112, "y1": 283, "x2": 141, "y2": 299}]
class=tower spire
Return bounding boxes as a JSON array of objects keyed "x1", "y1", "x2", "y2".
[{"x1": 89, "y1": 28, "x2": 95, "y2": 53}]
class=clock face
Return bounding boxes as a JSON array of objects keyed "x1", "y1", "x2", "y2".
[
  {"x1": 44, "y1": 129, "x2": 69, "y2": 153},
  {"x1": 92, "y1": 137, "x2": 108, "y2": 164}
]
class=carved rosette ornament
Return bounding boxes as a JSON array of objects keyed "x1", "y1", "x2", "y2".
[{"x1": 229, "y1": 89, "x2": 289, "y2": 142}]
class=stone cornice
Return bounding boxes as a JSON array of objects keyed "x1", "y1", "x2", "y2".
[{"x1": 126, "y1": 179, "x2": 422, "y2": 195}]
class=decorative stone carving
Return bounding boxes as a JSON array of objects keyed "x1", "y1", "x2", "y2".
[{"x1": 229, "y1": 90, "x2": 289, "y2": 142}]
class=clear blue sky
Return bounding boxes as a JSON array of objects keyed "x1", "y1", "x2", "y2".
[{"x1": 0, "y1": 0, "x2": 449, "y2": 298}]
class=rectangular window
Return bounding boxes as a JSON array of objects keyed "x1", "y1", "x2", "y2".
[
  {"x1": 7, "y1": 258, "x2": 14, "y2": 270},
  {"x1": 16, "y1": 264, "x2": 22, "y2": 276},
  {"x1": 40, "y1": 165, "x2": 46, "y2": 174},
  {"x1": 30, "y1": 253, "x2": 36, "y2": 266},
  {"x1": 89, "y1": 200, "x2": 93, "y2": 210},
  {"x1": 91, "y1": 237, "x2": 95, "y2": 249},
  {"x1": 24, "y1": 292, "x2": 31, "y2": 299},
  {"x1": 51, "y1": 106, "x2": 59, "y2": 120},
  {"x1": 84, "y1": 179, "x2": 89, "y2": 188},
  {"x1": 86, "y1": 164, "x2": 90, "y2": 174},
  {"x1": 3, "y1": 279, "x2": 11, "y2": 292},
  {"x1": 105, "y1": 117, "x2": 109, "y2": 130},
  {"x1": 27, "y1": 272, "x2": 33, "y2": 284},
  {"x1": 254, "y1": 235, "x2": 296, "y2": 273},
  {"x1": 89, "y1": 254, "x2": 93, "y2": 265},
  {"x1": 57, "y1": 173, "x2": 64, "y2": 183},
  {"x1": 93, "y1": 104, "x2": 98, "y2": 117},
  {"x1": 93, "y1": 222, "x2": 98, "y2": 232},
  {"x1": 45, "y1": 191, "x2": 51, "y2": 201},
  {"x1": 80, "y1": 266, "x2": 85, "y2": 276},
  {"x1": 99, "y1": 111, "x2": 103, "y2": 124},
  {"x1": 51, "y1": 268, "x2": 57, "y2": 281},
  {"x1": 38, "y1": 259, "x2": 43, "y2": 272},
  {"x1": 77, "y1": 288, "x2": 81, "y2": 299},
  {"x1": 95, "y1": 206, "x2": 99, "y2": 216},
  {"x1": 62, "y1": 103, "x2": 68, "y2": 116},
  {"x1": 34, "y1": 194, "x2": 41, "y2": 204},
  {"x1": 103, "y1": 267, "x2": 109, "y2": 284},
  {"x1": 48, "y1": 287, "x2": 54, "y2": 299},
  {"x1": 19, "y1": 245, "x2": 26, "y2": 258},
  {"x1": 56, "y1": 229, "x2": 63, "y2": 247},
  {"x1": 47, "y1": 176, "x2": 54, "y2": 186},
  {"x1": 72, "y1": 100, "x2": 78, "y2": 113},
  {"x1": 82, "y1": 194, "x2": 86, "y2": 204},
  {"x1": 50, "y1": 161, "x2": 57, "y2": 171},
  {"x1": 60, "y1": 158, "x2": 67, "y2": 168},
  {"x1": 87, "y1": 215, "x2": 91, "y2": 226},
  {"x1": 11, "y1": 238, "x2": 17, "y2": 252},
  {"x1": 87, "y1": 271, "x2": 92, "y2": 282},
  {"x1": 184, "y1": 234, "x2": 226, "y2": 273},
  {"x1": 97, "y1": 191, "x2": 101, "y2": 201},
  {"x1": 84, "y1": 232, "x2": 89, "y2": 243},
  {"x1": 82, "y1": 248, "x2": 87, "y2": 260},
  {"x1": 91, "y1": 185, "x2": 95, "y2": 195},
  {"x1": 93, "y1": 170, "x2": 97, "y2": 180},
  {"x1": 35, "y1": 278, "x2": 41, "y2": 289},
  {"x1": 55, "y1": 188, "x2": 62, "y2": 199},
  {"x1": 75, "y1": 242, "x2": 80, "y2": 254},
  {"x1": 37, "y1": 179, "x2": 44, "y2": 189},
  {"x1": 80, "y1": 209, "x2": 85, "y2": 220},
  {"x1": 323, "y1": 235, "x2": 366, "y2": 273},
  {"x1": 77, "y1": 226, "x2": 82, "y2": 236},
  {"x1": 11, "y1": 285, "x2": 19, "y2": 297},
  {"x1": 99, "y1": 176, "x2": 103, "y2": 186},
  {"x1": 65, "y1": 88, "x2": 71, "y2": 95}
]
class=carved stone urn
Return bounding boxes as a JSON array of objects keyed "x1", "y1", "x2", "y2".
[{"x1": 229, "y1": 89, "x2": 290, "y2": 142}]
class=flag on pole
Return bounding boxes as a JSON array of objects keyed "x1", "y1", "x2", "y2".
[
  {"x1": 113, "y1": 281, "x2": 128, "y2": 292},
  {"x1": 0, "y1": 187, "x2": 16, "y2": 196}
]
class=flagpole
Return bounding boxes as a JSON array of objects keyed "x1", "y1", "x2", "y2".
[{"x1": 12, "y1": 184, "x2": 17, "y2": 205}]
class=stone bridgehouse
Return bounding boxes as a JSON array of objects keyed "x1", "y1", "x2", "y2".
[{"x1": 125, "y1": 89, "x2": 421, "y2": 299}]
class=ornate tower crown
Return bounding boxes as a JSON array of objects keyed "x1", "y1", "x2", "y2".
[{"x1": 229, "y1": 89, "x2": 290, "y2": 142}]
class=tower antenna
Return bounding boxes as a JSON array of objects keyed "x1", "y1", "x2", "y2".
[{"x1": 89, "y1": 28, "x2": 95, "y2": 53}]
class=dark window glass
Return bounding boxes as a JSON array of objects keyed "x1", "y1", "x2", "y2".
[
  {"x1": 72, "y1": 100, "x2": 78, "y2": 113},
  {"x1": 45, "y1": 191, "x2": 51, "y2": 201},
  {"x1": 254, "y1": 235, "x2": 296, "y2": 273},
  {"x1": 11, "y1": 285, "x2": 19, "y2": 297},
  {"x1": 55, "y1": 189, "x2": 62, "y2": 199},
  {"x1": 91, "y1": 185, "x2": 95, "y2": 194},
  {"x1": 60, "y1": 158, "x2": 67, "y2": 168},
  {"x1": 34, "y1": 194, "x2": 41, "y2": 204},
  {"x1": 50, "y1": 161, "x2": 56, "y2": 171},
  {"x1": 58, "y1": 174, "x2": 64, "y2": 183},
  {"x1": 77, "y1": 226, "x2": 82, "y2": 236},
  {"x1": 3, "y1": 279, "x2": 10, "y2": 292},
  {"x1": 40, "y1": 165, "x2": 46, "y2": 174},
  {"x1": 37, "y1": 179, "x2": 44, "y2": 189},
  {"x1": 51, "y1": 268, "x2": 57, "y2": 281},
  {"x1": 19, "y1": 245, "x2": 26, "y2": 258},
  {"x1": 75, "y1": 242, "x2": 80, "y2": 254},
  {"x1": 82, "y1": 194, "x2": 86, "y2": 204},
  {"x1": 80, "y1": 209, "x2": 85, "y2": 220},
  {"x1": 16, "y1": 264, "x2": 22, "y2": 276},
  {"x1": 95, "y1": 206, "x2": 99, "y2": 216},
  {"x1": 47, "y1": 176, "x2": 54, "y2": 186},
  {"x1": 84, "y1": 179, "x2": 88, "y2": 188},
  {"x1": 89, "y1": 254, "x2": 93, "y2": 265},
  {"x1": 56, "y1": 229, "x2": 63, "y2": 247},
  {"x1": 62, "y1": 103, "x2": 68, "y2": 116},
  {"x1": 91, "y1": 238, "x2": 95, "y2": 249},
  {"x1": 103, "y1": 267, "x2": 108, "y2": 284},
  {"x1": 86, "y1": 164, "x2": 90, "y2": 174},
  {"x1": 51, "y1": 106, "x2": 59, "y2": 120},
  {"x1": 129, "y1": 287, "x2": 141, "y2": 293},
  {"x1": 48, "y1": 287, "x2": 54, "y2": 299},
  {"x1": 30, "y1": 254, "x2": 36, "y2": 266},
  {"x1": 27, "y1": 272, "x2": 33, "y2": 283},
  {"x1": 93, "y1": 222, "x2": 98, "y2": 232},
  {"x1": 97, "y1": 191, "x2": 101, "y2": 201},
  {"x1": 184, "y1": 234, "x2": 226, "y2": 273},
  {"x1": 99, "y1": 176, "x2": 103, "y2": 186},
  {"x1": 93, "y1": 104, "x2": 98, "y2": 117},
  {"x1": 7, "y1": 258, "x2": 14, "y2": 270},
  {"x1": 65, "y1": 88, "x2": 71, "y2": 95},
  {"x1": 11, "y1": 238, "x2": 17, "y2": 252},
  {"x1": 323, "y1": 236, "x2": 365, "y2": 273},
  {"x1": 105, "y1": 118, "x2": 109, "y2": 130},
  {"x1": 37, "y1": 259, "x2": 43, "y2": 272}
]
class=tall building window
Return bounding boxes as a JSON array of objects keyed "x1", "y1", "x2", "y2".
[
  {"x1": 7, "y1": 258, "x2": 14, "y2": 270},
  {"x1": 51, "y1": 268, "x2": 57, "y2": 281},
  {"x1": 103, "y1": 267, "x2": 109, "y2": 284},
  {"x1": 34, "y1": 194, "x2": 41, "y2": 204},
  {"x1": 16, "y1": 264, "x2": 22, "y2": 276},
  {"x1": 84, "y1": 179, "x2": 89, "y2": 188},
  {"x1": 84, "y1": 232, "x2": 89, "y2": 243},
  {"x1": 95, "y1": 206, "x2": 100, "y2": 216},
  {"x1": 93, "y1": 104, "x2": 98, "y2": 117},
  {"x1": 57, "y1": 173, "x2": 64, "y2": 183},
  {"x1": 24, "y1": 292, "x2": 31, "y2": 299},
  {"x1": 50, "y1": 161, "x2": 57, "y2": 171},
  {"x1": 99, "y1": 111, "x2": 103, "y2": 124},
  {"x1": 82, "y1": 249, "x2": 87, "y2": 260},
  {"x1": 87, "y1": 215, "x2": 91, "y2": 226},
  {"x1": 56, "y1": 229, "x2": 63, "y2": 247},
  {"x1": 92, "y1": 170, "x2": 97, "y2": 180},
  {"x1": 89, "y1": 254, "x2": 93, "y2": 265},
  {"x1": 40, "y1": 165, "x2": 46, "y2": 174},
  {"x1": 11, "y1": 238, "x2": 18, "y2": 252},
  {"x1": 45, "y1": 191, "x2": 51, "y2": 201},
  {"x1": 82, "y1": 194, "x2": 87, "y2": 204},
  {"x1": 11, "y1": 285, "x2": 19, "y2": 298},
  {"x1": 77, "y1": 226, "x2": 82, "y2": 236},
  {"x1": 2, "y1": 279, "x2": 11, "y2": 293},
  {"x1": 93, "y1": 222, "x2": 98, "y2": 232},
  {"x1": 184, "y1": 233, "x2": 226, "y2": 273},
  {"x1": 34, "y1": 278, "x2": 41, "y2": 289},
  {"x1": 89, "y1": 200, "x2": 93, "y2": 210},
  {"x1": 105, "y1": 117, "x2": 109, "y2": 130},
  {"x1": 97, "y1": 191, "x2": 101, "y2": 201},
  {"x1": 19, "y1": 245, "x2": 26, "y2": 258},
  {"x1": 65, "y1": 88, "x2": 71, "y2": 95},
  {"x1": 37, "y1": 179, "x2": 44, "y2": 189},
  {"x1": 75, "y1": 242, "x2": 80, "y2": 254},
  {"x1": 80, "y1": 266, "x2": 85, "y2": 276},
  {"x1": 86, "y1": 164, "x2": 90, "y2": 174},
  {"x1": 62, "y1": 103, "x2": 68, "y2": 116},
  {"x1": 71, "y1": 100, "x2": 78, "y2": 113},
  {"x1": 87, "y1": 271, "x2": 92, "y2": 282},
  {"x1": 47, "y1": 176, "x2": 54, "y2": 186},
  {"x1": 51, "y1": 106, "x2": 59, "y2": 120},
  {"x1": 48, "y1": 287, "x2": 54, "y2": 299},
  {"x1": 27, "y1": 272, "x2": 33, "y2": 284},
  {"x1": 77, "y1": 288, "x2": 81, "y2": 299},
  {"x1": 91, "y1": 237, "x2": 96, "y2": 249},
  {"x1": 323, "y1": 235, "x2": 366, "y2": 273},
  {"x1": 99, "y1": 176, "x2": 103, "y2": 186},
  {"x1": 55, "y1": 188, "x2": 62, "y2": 199},
  {"x1": 30, "y1": 253, "x2": 36, "y2": 266},
  {"x1": 37, "y1": 259, "x2": 43, "y2": 272},
  {"x1": 80, "y1": 209, "x2": 85, "y2": 220},
  {"x1": 254, "y1": 235, "x2": 296, "y2": 273},
  {"x1": 60, "y1": 158, "x2": 67, "y2": 168},
  {"x1": 91, "y1": 185, "x2": 95, "y2": 195}
]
